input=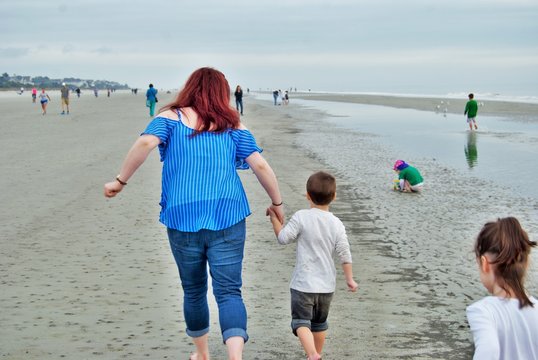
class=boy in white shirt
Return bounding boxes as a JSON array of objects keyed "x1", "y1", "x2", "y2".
[{"x1": 267, "y1": 171, "x2": 358, "y2": 360}]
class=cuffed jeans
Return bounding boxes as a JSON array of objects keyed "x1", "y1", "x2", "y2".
[{"x1": 167, "y1": 220, "x2": 248, "y2": 343}]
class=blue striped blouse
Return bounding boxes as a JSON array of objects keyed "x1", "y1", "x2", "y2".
[{"x1": 141, "y1": 113, "x2": 262, "y2": 232}]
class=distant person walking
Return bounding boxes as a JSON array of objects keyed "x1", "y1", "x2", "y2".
[
  {"x1": 31, "y1": 87, "x2": 37, "y2": 103},
  {"x1": 104, "y1": 67, "x2": 284, "y2": 360},
  {"x1": 94, "y1": 88, "x2": 99, "y2": 97},
  {"x1": 75, "y1": 88, "x2": 81, "y2": 98},
  {"x1": 273, "y1": 90, "x2": 279, "y2": 105},
  {"x1": 464, "y1": 93, "x2": 478, "y2": 131},
  {"x1": 283, "y1": 91, "x2": 289, "y2": 105},
  {"x1": 146, "y1": 83, "x2": 158, "y2": 117},
  {"x1": 60, "y1": 83, "x2": 70, "y2": 115},
  {"x1": 266, "y1": 171, "x2": 358, "y2": 360},
  {"x1": 234, "y1": 85, "x2": 244, "y2": 115},
  {"x1": 39, "y1": 88, "x2": 51, "y2": 115}
]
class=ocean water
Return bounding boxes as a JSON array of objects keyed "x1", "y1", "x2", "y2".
[
  {"x1": 304, "y1": 91, "x2": 538, "y2": 104},
  {"x1": 290, "y1": 98, "x2": 538, "y2": 200}
]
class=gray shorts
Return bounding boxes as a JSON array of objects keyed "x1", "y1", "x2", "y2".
[
  {"x1": 467, "y1": 117, "x2": 476, "y2": 123},
  {"x1": 290, "y1": 288, "x2": 334, "y2": 335}
]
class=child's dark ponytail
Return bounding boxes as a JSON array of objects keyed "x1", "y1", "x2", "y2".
[{"x1": 475, "y1": 217, "x2": 537, "y2": 308}]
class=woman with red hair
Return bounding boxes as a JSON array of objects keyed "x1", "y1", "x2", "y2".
[{"x1": 104, "y1": 67, "x2": 284, "y2": 359}]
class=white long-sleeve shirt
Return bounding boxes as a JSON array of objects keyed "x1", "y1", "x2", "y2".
[
  {"x1": 277, "y1": 208, "x2": 352, "y2": 293},
  {"x1": 466, "y1": 296, "x2": 538, "y2": 360}
]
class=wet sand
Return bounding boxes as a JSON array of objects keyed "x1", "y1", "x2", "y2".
[
  {"x1": 1, "y1": 91, "x2": 537, "y2": 359},
  {"x1": 291, "y1": 92, "x2": 538, "y2": 120}
]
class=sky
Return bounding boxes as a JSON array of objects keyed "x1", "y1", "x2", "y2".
[{"x1": 2, "y1": 0, "x2": 538, "y2": 96}]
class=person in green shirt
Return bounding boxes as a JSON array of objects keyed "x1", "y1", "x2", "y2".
[
  {"x1": 464, "y1": 93, "x2": 479, "y2": 131},
  {"x1": 393, "y1": 160, "x2": 424, "y2": 193}
]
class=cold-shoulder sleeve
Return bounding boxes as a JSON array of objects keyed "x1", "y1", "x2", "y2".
[
  {"x1": 141, "y1": 117, "x2": 176, "y2": 161},
  {"x1": 230, "y1": 129, "x2": 262, "y2": 170}
]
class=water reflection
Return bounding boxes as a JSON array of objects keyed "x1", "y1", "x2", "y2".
[{"x1": 464, "y1": 131, "x2": 478, "y2": 168}]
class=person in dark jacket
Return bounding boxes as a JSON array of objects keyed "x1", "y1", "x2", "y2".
[{"x1": 234, "y1": 85, "x2": 243, "y2": 115}]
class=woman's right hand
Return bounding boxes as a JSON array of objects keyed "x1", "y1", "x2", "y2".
[
  {"x1": 104, "y1": 181, "x2": 124, "y2": 198},
  {"x1": 269, "y1": 204, "x2": 285, "y2": 224}
]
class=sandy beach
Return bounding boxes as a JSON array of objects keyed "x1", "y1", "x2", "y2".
[{"x1": 1, "y1": 91, "x2": 537, "y2": 359}]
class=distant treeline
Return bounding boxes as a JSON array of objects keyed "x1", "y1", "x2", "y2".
[{"x1": 0, "y1": 72, "x2": 130, "y2": 90}]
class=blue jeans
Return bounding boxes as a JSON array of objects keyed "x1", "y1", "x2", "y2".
[
  {"x1": 235, "y1": 99, "x2": 243, "y2": 114},
  {"x1": 167, "y1": 220, "x2": 248, "y2": 343}
]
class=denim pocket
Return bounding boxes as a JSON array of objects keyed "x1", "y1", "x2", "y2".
[{"x1": 222, "y1": 220, "x2": 246, "y2": 245}]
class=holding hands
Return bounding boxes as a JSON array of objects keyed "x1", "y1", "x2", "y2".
[
  {"x1": 266, "y1": 205, "x2": 284, "y2": 224},
  {"x1": 266, "y1": 205, "x2": 285, "y2": 237}
]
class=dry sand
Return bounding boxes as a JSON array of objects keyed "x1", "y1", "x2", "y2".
[{"x1": 1, "y1": 91, "x2": 537, "y2": 359}]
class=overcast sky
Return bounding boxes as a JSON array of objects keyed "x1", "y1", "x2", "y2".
[{"x1": 2, "y1": 0, "x2": 538, "y2": 95}]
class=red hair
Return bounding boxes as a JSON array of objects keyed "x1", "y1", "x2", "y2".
[{"x1": 160, "y1": 67, "x2": 240, "y2": 134}]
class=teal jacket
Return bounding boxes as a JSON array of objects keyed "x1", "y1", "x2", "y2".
[{"x1": 146, "y1": 87, "x2": 158, "y2": 102}]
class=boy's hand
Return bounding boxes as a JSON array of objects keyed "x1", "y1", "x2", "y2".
[
  {"x1": 347, "y1": 279, "x2": 359, "y2": 292},
  {"x1": 266, "y1": 207, "x2": 284, "y2": 236},
  {"x1": 266, "y1": 207, "x2": 284, "y2": 224},
  {"x1": 268, "y1": 204, "x2": 284, "y2": 224}
]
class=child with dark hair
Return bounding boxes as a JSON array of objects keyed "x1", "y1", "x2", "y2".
[
  {"x1": 465, "y1": 93, "x2": 479, "y2": 131},
  {"x1": 267, "y1": 171, "x2": 358, "y2": 360},
  {"x1": 467, "y1": 217, "x2": 538, "y2": 359}
]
